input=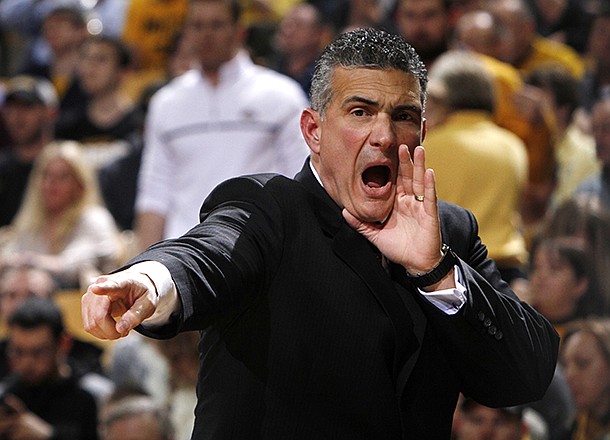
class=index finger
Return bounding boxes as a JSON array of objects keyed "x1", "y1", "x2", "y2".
[
  {"x1": 396, "y1": 144, "x2": 415, "y2": 196},
  {"x1": 81, "y1": 286, "x2": 122, "y2": 340}
]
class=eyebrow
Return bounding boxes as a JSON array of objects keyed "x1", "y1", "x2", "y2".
[
  {"x1": 343, "y1": 96, "x2": 422, "y2": 114},
  {"x1": 344, "y1": 96, "x2": 378, "y2": 107}
]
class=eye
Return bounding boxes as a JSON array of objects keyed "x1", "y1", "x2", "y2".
[
  {"x1": 351, "y1": 108, "x2": 367, "y2": 117},
  {"x1": 394, "y1": 111, "x2": 417, "y2": 122}
]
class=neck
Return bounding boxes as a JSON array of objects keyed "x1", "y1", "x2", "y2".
[
  {"x1": 202, "y1": 69, "x2": 221, "y2": 86},
  {"x1": 200, "y1": 49, "x2": 240, "y2": 86}
]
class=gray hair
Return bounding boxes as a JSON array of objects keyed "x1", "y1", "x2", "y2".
[
  {"x1": 309, "y1": 27, "x2": 428, "y2": 115},
  {"x1": 428, "y1": 50, "x2": 495, "y2": 113},
  {"x1": 100, "y1": 396, "x2": 174, "y2": 440}
]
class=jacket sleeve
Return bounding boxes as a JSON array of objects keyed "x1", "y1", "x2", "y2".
[
  {"x1": 403, "y1": 202, "x2": 559, "y2": 408},
  {"x1": 132, "y1": 174, "x2": 286, "y2": 339}
]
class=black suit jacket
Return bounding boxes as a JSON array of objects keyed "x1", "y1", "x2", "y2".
[{"x1": 136, "y1": 160, "x2": 559, "y2": 439}]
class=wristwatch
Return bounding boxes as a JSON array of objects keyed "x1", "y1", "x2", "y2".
[{"x1": 406, "y1": 243, "x2": 457, "y2": 288}]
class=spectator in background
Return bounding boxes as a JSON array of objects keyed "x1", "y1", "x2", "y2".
[
  {"x1": 0, "y1": 298, "x2": 99, "y2": 440},
  {"x1": 115, "y1": 0, "x2": 190, "y2": 102},
  {"x1": 561, "y1": 318, "x2": 610, "y2": 440},
  {"x1": 0, "y1": 2, "x2": 86, "y2": 76},
  {"x1": 542, "y1": 195, "x2": 610, "y2": 316},
  {"x1": 19, "y1": 6, "x2": 89, "y2": 127},
  {"x1": 55, "y1": 35, "x2": 140, "y2": 163},
  {"x1": 424, "y1": 50, "x2": 529, "y2": 287},
  {"x1": 99, "y1": 387, "x2": 174, "y2": 440},
  {"x1": 135, "y1": 0, "x2": 309, "y2": 249},
  {"x1": 118, "y1": 0, "x2": 188, "y2": 73},
  {"x1": 487, "y1": 0, "x2": 585, "y2": 80},
  {"x1": 330, "y1": 0, "x2": 395, "y2": 33},
  {"x1": 0, "y1": 266, "x2": 56, "y2": 335},
  {"x1": 579, "y1": 5, "x2": 610, "y2": 113},
  {"x1": 0, "y1": 0, "x2": 190, "y2": 103},
  {"x1": 0, "y1": 75, "x2": 58, "y2": 227},
  {"x1": 525, "y1": 65, "x2": 600, "y2": 207},
  {"x1": 526, "y1": 236, "x2": 603, "y2": 340},
  {"x1": 97, "y1": 32, "x2": 196, "y2": 234},
  {"x1": 393, "y1": 0, "x2": 452, "y2": 69},
  {"x1": 576, "y1": 96, "x2": 610, "y2": 212},
  {"x1": 450, "y1": 8, "x2": 558, "y2": 242},
  {"x1": 239, "y1": 0, "x2": 303, "y2": 56},
  {"x1": 452, "y1": 397, "x2": 538, "y2": 440},
  {"x1": 269, "y1": 3, "x2": 331, "y2": 95},
  {"x1": 0, "y1": 275, "x2": 111, "y2": 399},
  {"x1": 0, "y1": 141, "x2": 121, "y2": 289},
  {"x1": 524, "y1": 0, "x2": 594, "y2": 54}
]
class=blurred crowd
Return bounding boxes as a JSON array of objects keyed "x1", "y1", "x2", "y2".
[{"x1": 0, "y1": 0, "x2": 610, "y2": 439}]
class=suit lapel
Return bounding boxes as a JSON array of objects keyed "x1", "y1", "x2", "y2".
[
  {"x1": 333, "y1": 223, "x2": 422, "y2": 395},
  {"x1": 296, "y1": 159, "x2": 427, "y2": 396}
]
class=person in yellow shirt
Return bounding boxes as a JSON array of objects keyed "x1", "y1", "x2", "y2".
[
  {"x1": 425, "y1": 49, "x2": 529, "y2": 285},
  {"x1": 452, "y1": 9, "x2": 558, "y2": 247}
]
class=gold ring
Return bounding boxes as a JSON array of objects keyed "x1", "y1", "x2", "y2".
[{"x1": 414, "y1": 194, "x2": 425, "y2": 202}]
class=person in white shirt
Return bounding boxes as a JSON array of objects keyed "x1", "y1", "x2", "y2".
[{"x1": 134, "y1": 0, "x2": 309, "y2": 249}]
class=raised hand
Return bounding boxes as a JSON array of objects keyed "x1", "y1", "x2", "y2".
[
  {"x1": 81, "y1": 271, "x2": 158, "y2": 340},
  {"x1": 343, "y1": 145, "x2": 444, "y2": 275}
]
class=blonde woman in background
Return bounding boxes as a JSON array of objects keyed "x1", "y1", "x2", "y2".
[{"x1": 0, "y1": 140, "x2": 121, "y2": 289}]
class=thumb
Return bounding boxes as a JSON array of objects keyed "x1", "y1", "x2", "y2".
[
  {"x1": 342, "y1": 208, "x2": 364, "y2": 230},
  {"x1": 342, "y1": 208, "x2": 382, "y2": 241},
  {"x1": 115, "y1": 292, "x2": 157, "y2": 335}
]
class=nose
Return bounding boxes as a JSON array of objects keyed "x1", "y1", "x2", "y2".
[{"x1": 369, "y1": 114, "x2": 396, "y2": 151}]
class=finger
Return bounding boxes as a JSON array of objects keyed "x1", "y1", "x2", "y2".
[
  {"x1": 89, "y1": 275, "x2": 131, "y2": 300},
  {"x1": 115, "y1": 294, "x2": 156, "y2": 335},
  {"x1": 423, "y1": 168, "x2": 439, "y2": 215},
  {"x1": 397, "y1": 144, "x2": 414, "y2": 196},
  {"x1": 412, "y1": 145, "x2": 426, "y2": 199},
  {"x1": 81, "y1": 289, "x2": 122, "y2": 340}
]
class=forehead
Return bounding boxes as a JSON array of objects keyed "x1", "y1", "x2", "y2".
[
  {"x1": 329, "y1": 67, "x2": 422, "y2": 109},
  {"x1": 188, "y1": 0, "x2": 232, "y2": 19},
  {"x1": 84, "y1": 39, "x2": 115, "y2": 54},
  {"x1": 399, "y1": 0, "x2": 446, "y2": 13},
  {"x1": 10, "y1": 325, "x2": 55, "y2": 344},
  {"x1": 563, "y1": 331, "x2": 606, "y2": 360}
]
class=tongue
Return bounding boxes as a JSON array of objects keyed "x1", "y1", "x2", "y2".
[{"x1": 363, "y1": 166, "x2": 389, "y2": 188}]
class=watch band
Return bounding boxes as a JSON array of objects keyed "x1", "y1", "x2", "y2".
[{"x1": 406, "y1": 243, "x2": 457, "y2": 288}]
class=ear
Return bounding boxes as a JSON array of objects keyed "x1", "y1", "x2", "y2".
[
  {"x1": 420, "y1": 118, "x2": 427, "y2": 144},
  {"x1": 574, "y1": 277, "x2": 589, "y2": 300},
  {"x1": 58, "y1": 332, "x2": 73, "y2": 357},
  {"x1": 300, "y1": 108, "x2": 322, "y2": 154}
]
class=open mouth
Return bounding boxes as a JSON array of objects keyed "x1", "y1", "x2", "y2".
[{"x1": 362, "y1": 165, "x2": 391, "y2": 188}]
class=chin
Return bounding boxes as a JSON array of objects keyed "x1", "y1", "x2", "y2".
[{"x1": 358, "y1": 205, "x2": 392, "y2": 224}]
